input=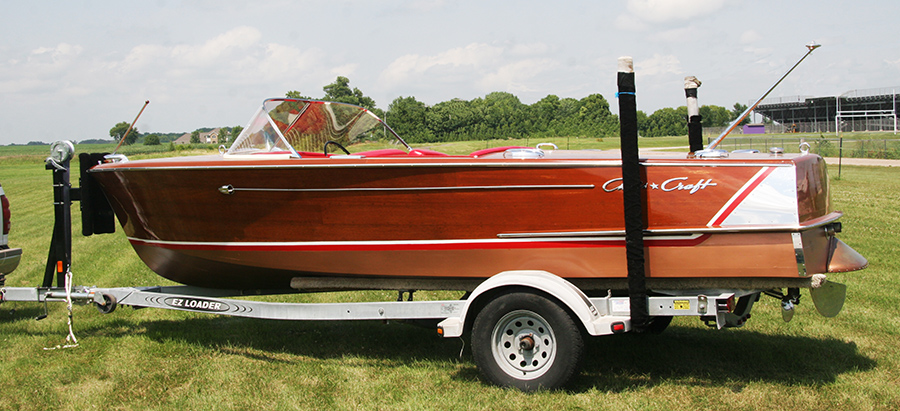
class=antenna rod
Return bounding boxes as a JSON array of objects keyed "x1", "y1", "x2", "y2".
[
  {"x1": 707, "y1": 42, "x2": 821, "y2": 149},
  {"x1": 112, "y1": 100, "x2": 150, "y2": 154}
]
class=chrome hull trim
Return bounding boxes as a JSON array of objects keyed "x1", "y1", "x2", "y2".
[
  {"x1": 498, "y1": 211, "x2": 843, "y2": 239},
  {"x1": 89, "y1": 159, "x2": 796, "y2": 173},
  {"x1": 226, "y1": 184, "x2": 595, "y2": 194}
]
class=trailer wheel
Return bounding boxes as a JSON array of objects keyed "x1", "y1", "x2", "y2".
[
  {"x1": 95, "y1": 294, "x2": 117, "y2": 314},
  {"x1": 471, "y1": 291, "x2": 583, "y2": 391},
  {"x1": 644, "y1": 316, "x2": 673, "y2": 334}
]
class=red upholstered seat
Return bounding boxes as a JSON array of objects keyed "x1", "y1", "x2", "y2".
[
  {"x1": 409, "y1": 149, "x2": 450, "y2": 156},
  {"x1": 469, "y1": 146, "x2": 529, "y2": 157},
  {"x1": 353, "y1": 149, "x2": 408, "y2": 157}
]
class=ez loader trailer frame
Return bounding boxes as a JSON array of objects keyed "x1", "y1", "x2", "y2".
[{"x1": 0, "y1": 141, "x2": 758, "y2": 391}]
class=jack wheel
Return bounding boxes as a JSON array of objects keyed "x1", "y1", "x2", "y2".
[
  {"x1": 471, "y1": 291, "x2": 583, "y2": 391},
  {"x1": 95, "y1": 294, "x2": 117, "y2": 314}
]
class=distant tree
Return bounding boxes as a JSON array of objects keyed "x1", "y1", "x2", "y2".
[
  {"x1": 700, "y1": 105, "x2": 733, "y2": 128},
  {"x1": 386, "y1": 96, "x2": 429, "y2": 142},
  {"x1": 215, "y1": 128, "x2": 229, "y2": 146},
  {"x1": 575, "y1": 94, "x2": 618, "y2": 137},
  {"x1": 636, "y1": 110, "x2": 648, "y2": 136},
  {"x1": 110, "y1": 121, "x2": 140, "y2": 145},
  {"x1": 427, "y1": 98, "x2": 481, "y2": 139},
  {"x1": 26, "y1": 141, "x2": 48, "y2": 145},
  {"x1": 285, "y1": 90, "x2": 311, "y2": 99},
  {"x1": 530, "y1": 95, "x2": 561, "y2": 134},
  {"x1": 732, "y1": 103, "x2": 750, "y2": 126},
  {"x1": 644, "y1": 106, "x2": 688, "y2": 137},
  {"x1": 230, "y1": 126, "x2": 243, "y2": 143},
  {"x1": 481, "y1": 91, "x2": 526, "y2": 137},
  {"x1": 143, "y1": 134, "x2": 161, "y2": 145},
  {"x1": 322, "y1": 76, "x2": 377, "y2": 112},
  {"x1": 190, "y1": 130, "x2": 200, "y2": 144}
]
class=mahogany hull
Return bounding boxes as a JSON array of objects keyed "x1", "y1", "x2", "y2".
[{"x1": 89, "y1": 152, "x2": 864, "y2": 289}]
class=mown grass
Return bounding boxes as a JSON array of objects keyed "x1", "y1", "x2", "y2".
[{"x1": 0, "y1": 145, "x2": 898, "y2": 410}]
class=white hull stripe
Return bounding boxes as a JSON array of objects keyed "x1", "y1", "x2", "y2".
[{"x1": 128, "y1": 234, "x2": 707, "y2": 251}]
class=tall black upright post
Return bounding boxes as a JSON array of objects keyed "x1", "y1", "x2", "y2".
[
  {"x1": 617, "y1": 57, "x2": 649, "y2": 332},
  {"x1": 44, "y1": 157, "x2": 73, "y2": 288},
  {"x1": 685, "y1": 76, "x2": 703, "y2": 153}
]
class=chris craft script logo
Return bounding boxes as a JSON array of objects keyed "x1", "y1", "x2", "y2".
[{"x1": 601, "y1": 177, "x2": 716, "y2": 194}]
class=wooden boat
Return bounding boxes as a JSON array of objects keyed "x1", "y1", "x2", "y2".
[{"x1": 86, "y1": 99, "x2": 867, "y2": 290}]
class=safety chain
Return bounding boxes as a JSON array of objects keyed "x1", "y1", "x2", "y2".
[{"x1": 43, "y1": 269, "x2": 79, "y2": 350}]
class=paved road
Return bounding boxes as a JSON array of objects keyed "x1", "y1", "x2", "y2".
[
  {"x1": 821, "y1": 157, "x2": 898, "y2": 167},
  {"x1": 636, "y1": 146, "x2": 899, "y2": 167}
]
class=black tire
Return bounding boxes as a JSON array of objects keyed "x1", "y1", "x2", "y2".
[
  {"x1": 644, "y1": 316, "x2": 673, "y2": 334},
  {"x1": 95, "y1": 294, "x2": 117, "y2": 314},
  {"x1": 471, "y1": 291, "x2": 584, "y2": 391}
]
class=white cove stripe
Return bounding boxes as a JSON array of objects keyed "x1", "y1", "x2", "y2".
[{"x1": 706, "y1": 167, "x2": 772, "y2": 227}]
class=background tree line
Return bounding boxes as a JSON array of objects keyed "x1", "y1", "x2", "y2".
[
  {"x1": 289, "y1": 77, "x2": 751, "y2": 144},
  {"x1": 107, "y1": 76, "x2": 750, "y2": 146},
  {"x1": 385, "y1": 91, "x2": 748, "y2": 143}
]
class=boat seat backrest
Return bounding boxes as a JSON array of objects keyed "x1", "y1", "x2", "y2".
[{"x1": 469, "y1": 146, "x2": 530, "y2": 157}]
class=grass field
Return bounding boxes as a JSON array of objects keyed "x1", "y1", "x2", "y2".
[{"x1": 0, "y1": 143, "x2": 898, "y2": 410}]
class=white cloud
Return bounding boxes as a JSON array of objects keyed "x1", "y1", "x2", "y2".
[
  {"x1": 508, "y1": 43, "x2": 552, "y2": 56},
  {"x1": 118, "y1": 44, "x2": 169, "y2": 73},
  {"x1": 379, "y1": 43, "x2": 503, "y2": 85},
  {"x1": 886, "y1": 58, "x2": 900, "y2": 70},
  {"x1": 0, "y1": 43, "x2": 86, "y2": 95},
  {"x1": 401, "y1": 0, "x2": 448, "y2": 12},
  {"x1": 31, "y1": 43, "x2": 83, "y2": 61},
  {"x1": 378, "y1": 43, "x2": 565, "y2": 101},
  {"x1": 258, "y1": 43, "x2": 322, "y2": 79},
  {"x1": 635, "y1": 54, "x2": 682, "y2": 76},
  {"x1": 743, "y1": 46, "x2": 773, "y2": 57},
  {"x1": 481, "y1": 59, "x2": 559, "y2": 92},
  {"x1": 740, "y1": 30, "x2": 762, "y2": 44},
  {"x1": 171, "y1": 26, "x2": 261, "y2": 67},
  {"x1": 623, "y1": 0, "x2": 727, "y2": 23},
  {"x1": 330, "y1": 63, "x2": 359, "y2": 78},
  {"x1": 649, "y1": 26, "x2": 702, "y2": 43},
  {"x1": 614, "y1": 13, "x2": 649, "y2": 31},
  {"x1": 25, "y1": 43, "x2": 84, "y2": 75}
]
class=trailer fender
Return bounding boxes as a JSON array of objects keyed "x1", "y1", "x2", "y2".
[{"x1": 438, "y1": 270, "x2": 612, "y2": 338}]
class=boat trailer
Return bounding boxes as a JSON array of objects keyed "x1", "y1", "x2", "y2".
[
  {"x1": 0, "y1": 50, "x2": 851, "y2": 390},
  {"x1": 0, "y1": 138, "x2": 845, "y2": 391}
]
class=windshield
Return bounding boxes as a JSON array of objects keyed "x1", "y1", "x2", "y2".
[{"x1": 227, "y1": 99, "x2": 409, "y2": 156}]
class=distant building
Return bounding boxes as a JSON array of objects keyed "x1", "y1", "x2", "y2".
[
  {"x1": 742, "y1": 124, "x2": 765, "y2": 134},
  {"x1": 174, "y1": 128, "x2": 222, "y2": 144},
  {"x1": 754, "y1": 87, "x2": 898, "y2": 134}
]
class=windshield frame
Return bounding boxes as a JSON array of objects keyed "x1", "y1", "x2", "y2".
[{"x1": 226, "y1": 98, "x2": 410, "y2": 157}]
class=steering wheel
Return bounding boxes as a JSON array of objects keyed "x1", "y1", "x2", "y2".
[{"x1": 323, "y1": 140, "x2": 351, "y2": 155}]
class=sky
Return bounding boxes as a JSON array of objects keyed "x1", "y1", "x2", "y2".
[{"x1": 1, "y1": 0, "x2": 899, "y2": 145}]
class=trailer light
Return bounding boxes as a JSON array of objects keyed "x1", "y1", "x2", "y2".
[
  {"x1": 437, "y1": 326, "x2": 444, "y2": 336},
  {"x1": 611, "y1": 322, "x2": 626, "y2": 333},
  {"x1": 717, "y1": 295, "x2": 736, "y2": 313},
  {"x1": 1, "y1": 189, "x2": 9, "y2": 235}
]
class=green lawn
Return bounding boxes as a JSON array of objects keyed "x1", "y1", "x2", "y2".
[{"x1": 0, "y1": 144, "x2": 898, "y2": 410}]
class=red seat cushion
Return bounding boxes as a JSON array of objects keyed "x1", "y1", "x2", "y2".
[{"x1": 469, "y1": 146, "x2": 529, "y2": 157}]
